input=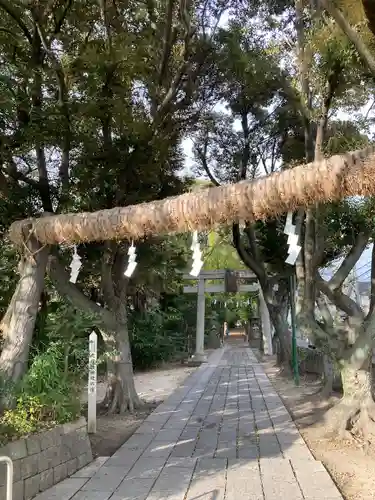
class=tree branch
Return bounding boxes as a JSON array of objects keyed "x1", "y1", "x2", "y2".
[
  {"x1": 243, "y1": 221, "x2": 262, "y2": 264},
  {"x1": 153, "y1": 0, "x2": 196, "y2": 121},
  {"x1": 328, "y1": 232, "x2": 369, "y2": 290},
  {"x1": 101, "y1": 241, "x2": 117, "y2": 308},
  {"x1": 53, "y1": 0, "x2": 73, "y2": 35},
  {"x1": 362, "y1": 0, "x2": 375, "y2": 40},
  {"x1": 303, "y1": 209, "x2": 316, "y2": 314},
  {"x1": 0, "y1": 0, "x2": 32, "y2": 43},
  {"x1": 48, "y1": 255, "x2": 117, "y2": 330},
  {"x1": 33, "y1": 17, "x2": 71, "y2": 196},
  {"x1": 112, "y1": 246, "x2": 128, "y2": 300},
  {"x1": 319, "y1": 0, "x2": 375, "y2": 77},
  {"x1": 5, "y1": 160, "x2": 45, "y2": 192},
  {"x1": 196, "y1": 143, "x2": 221, "y2": 186},
  {"x1": 239, "y1": 110, "x2": 263, "y2": 267},
  {"x1": 239, "y1": 111, "x2": 250, "y2": 180},
  {"x1": 317, "y1": 272, "x2": 364, "y2": 318},
  {"x1": 311, "y1": 62, "x2": 343, "y2": 271},
  {"x1": 315, "y1": 60, "x2": 342, "y2": 160},
  {"x1": 159, "y1": 0, "x2": 176, "y2": 85},
  {"x1": 279, "y1": 71, "x2": 311, "y2": 123},
  {"x1": 295, "y1": 0, "x2": 316, "y2": 317},
  {"x1": 295, "y1": 0, "x2": 313, "y2": 162},
  {"x1": 0, "y1": 169, "x2": 10, "y2": 199},
  {"x1": 316, "y1": 292, "x2": 334, "y2": 328},
  {"x1": 232, "y1": 223, "x2": 266, "y2": 283}
]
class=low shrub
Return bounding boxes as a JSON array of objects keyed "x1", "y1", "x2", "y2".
[
  {"x1": 0, "y1": 395, "x2": 49, "y2": 444},
  {"x1": 0, "y1": 342, "x2": 82, "y2": 445},
  {"x1": 129, "y1": 305, "x2": 188, "y2": 370}
]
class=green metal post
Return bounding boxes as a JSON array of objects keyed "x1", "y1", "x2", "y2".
[{"x1": 289, "y1": 274, "x2": 299, "y2": 386}]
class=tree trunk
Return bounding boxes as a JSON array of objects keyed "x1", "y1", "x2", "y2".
[
  {"x1": 321, "y1": 354, "x2": 334, "y2": 397},
  {"x1": 0, "y1": 237, "x2": 48, "y2": 387},
  {"x1": 325, "y1": 359, "x2": 375, "y2": 441},
  {"x1": 269, "y1": 306, "x2": 292, "y2": 369},
  {"x1": 267, "y1": 281, "x2": 291, "y2": 368},
  {"x1": 48, "y1": 255, "x2": 141, "y2": 414},
  {"x1": 101, "y1": 305, "x2": 141, "y2": 414}
]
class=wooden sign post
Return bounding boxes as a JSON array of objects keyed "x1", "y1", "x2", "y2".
[{"x1": 87, "y1": 331, "x2": 97, "y2": 434}]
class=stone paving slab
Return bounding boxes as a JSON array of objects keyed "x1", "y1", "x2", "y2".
[
  {"x1": 226, "y1": 459, "x2": 263, "y2": 500},
  {"x1": 33, "y1": 345, "x2": 343, "y2": 500}
]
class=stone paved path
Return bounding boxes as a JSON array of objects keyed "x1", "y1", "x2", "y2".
[{"x1": 34, "y1": 346, "x2": 343, "y2": 500}]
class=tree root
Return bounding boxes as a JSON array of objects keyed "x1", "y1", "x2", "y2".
[
  {"x1": 324, "y1": 398, "x2": 375, "y2": 444},
  {"x1": 319, "y1": 379, "x2": 333, "y2": 399},
  {"x1": 102, "y1": 377, "x2": 143, "y2": 415},
  {"x1": 275, "y1": 361, "x2": 292, "y2": 377}
]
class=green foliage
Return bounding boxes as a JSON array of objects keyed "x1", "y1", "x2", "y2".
[
  {"x1": 0, "y1": 343, "x2": 82, "y2": 444},
  {"x1": 207, "y1": 294, "x2": 253, "y2": 328},
  {"x1": 30, "y1": 299, "x2": 100, "y2": 392},
  {"x1": 129, "y1": 304, "x2": 189, "y2": 370},
  {"x1": 0, "y1": 396, "x2": 45, "y2": 443},
  {"x1": 0, "y1": 300, "x2": 93, "y2": 444},
  {"x1": 254, "y1": 219, "x2": 289, "y2": 273},
  {"x1": 129, "y1": 293, "x2": 229, "y2": 370},
  {"x1": 204, "y1": 228, "x2": 245, "y2": 271}
]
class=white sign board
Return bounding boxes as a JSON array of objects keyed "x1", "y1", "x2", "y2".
[{"x1": 87, "y1": 331, "x2": 97, "y2": 434}]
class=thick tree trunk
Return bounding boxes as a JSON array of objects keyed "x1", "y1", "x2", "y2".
[
  {"x1": 321, "y1": 354, "x2": 334, "y2": 397},
  {"x1": 49, "y1": 254, "x2": 141, "y2": 414},
  {"x1": 0, "y1": 237, "x2": 48, "y2": 387},
  {"x1": 101, "y1": 305, "x2": 141, "y2": 414},
  {"x1": 266, "y1": 282, "x2": 291, "y2": 368},
  {"x1": 325, "y1": 359, "x2": 375, "y2": 441},
  {"x1": 269, "y1": 306, "x2": 292, "y2": 369}
]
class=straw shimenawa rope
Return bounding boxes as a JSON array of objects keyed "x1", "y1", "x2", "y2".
[{"x1": 8, "y1": 145, "x2": 375, "y2": 246}]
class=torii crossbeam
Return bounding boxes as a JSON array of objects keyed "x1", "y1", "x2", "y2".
[{"x1": 8, "y1": 146, "x2": 375, "y2": 246}]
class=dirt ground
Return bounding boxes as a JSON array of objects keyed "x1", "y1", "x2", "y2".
[
  {"x1": 87, "y1": 364, "x2": 195, "y2": 457},
  {"x1": 261, "y1": 355, "x2": 375, "y2": 500}
]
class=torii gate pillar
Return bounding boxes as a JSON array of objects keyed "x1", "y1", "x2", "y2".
[
  {"x1": 259, "y1": 288, "x2": 273, "y2": 355},
  {"x1": 194, "y1": 276, "x2": 207, "y2": 362},
  {"x1": 182, "y1": 269, "x2": 258, "y2": 363}
]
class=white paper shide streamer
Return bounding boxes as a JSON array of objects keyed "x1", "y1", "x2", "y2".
[
  {"x1": 124, "y1": 242, "x2": 137, "y2": 278},
  {"x1": 69, "y1": 245, "x2": 82, "y2": 283},
  {"x1": 284, "y1": 212, "x2": 301, "y2": 266},
  {"x1": 190, "y1": 231, "x2": 203, "y2": 277}
]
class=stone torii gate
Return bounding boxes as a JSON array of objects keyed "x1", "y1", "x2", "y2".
[{"x1": 183, "y1": 269, "x2": 273, "y2": 362}]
